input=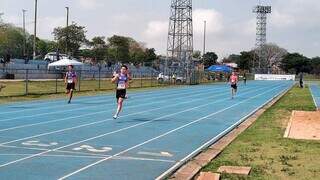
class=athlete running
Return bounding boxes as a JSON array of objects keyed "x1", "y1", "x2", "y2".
[
  {"x1": 112, "y1": 65, "x2": 130, "y2": 119},
  {"x1": 65, "y1": 65, "x2": 77, "y2": 104},
  {"x1": 230, "y1": 71, "x2": 238, "y2": 99}
]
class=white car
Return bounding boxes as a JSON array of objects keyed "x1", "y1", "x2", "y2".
[
  {"x1": 45, "y1": 52, "x2": 69, "y2": 62},
  {"x1": 157, "y1": 73, "x2": 186, "y2": 84}
]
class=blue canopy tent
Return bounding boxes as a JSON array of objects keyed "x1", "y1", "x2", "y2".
[{"x1": 207, "y1": 65, "x2": 232, "y2": 73}]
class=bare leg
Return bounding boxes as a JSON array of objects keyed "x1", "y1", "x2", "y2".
[
  {"x1": 68, "y1": 89, "x2": 73, "y2": 103},
  {"x1": 231, "y1": 88, "x2": 234, "y2": 99},
  {"x1": 114, "y1": 98, "x2": 124, "y2": 119}
]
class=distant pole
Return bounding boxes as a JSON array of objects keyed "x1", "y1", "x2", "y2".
[
  {"x1": 65, "y1": 7, "x2": 69, "y2": 55},
  {"x1": 0, "y1": 13, "x2": 4, "y2": 29},
  {"x1": 203, "y1": 20, "x2": 207, "y2": 56},
  {"x1": 0, "y1": 12, "x2": 3, "y2": 21},
  {"x1": 22, "y1": 9, "x2": 27, "y2": 58},
  {"x1": 33, "y1": 0, "x2": 38, "y2": 60}
]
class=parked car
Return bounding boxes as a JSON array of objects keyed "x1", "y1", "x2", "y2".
[
  {"x1": 157, "y1": 73, "x2": 186, "y2": 84},
  {"x1": 44, "y1": 52, "x2": 69, "y2": 62}
]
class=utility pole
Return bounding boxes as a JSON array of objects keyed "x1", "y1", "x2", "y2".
[
  {"x1": 22, "y1": 9, "x2": 27, "y2": 58},
  {"x1": 33, "y1": 0, "x2": 38, "y2": 60},
  {"x1": 65, "y1": 7, "x2": 69, "y2": 55}
]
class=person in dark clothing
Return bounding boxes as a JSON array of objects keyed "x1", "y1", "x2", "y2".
[
  {"x1": 65, "y1": 65, "x2": 77, "y2": 104},
  {"x1": 299, "y1": 72, "x2": 303, "y2": 88},
  {"x1": 243, "y1": 72, "x2": 247, "y2": 86}
]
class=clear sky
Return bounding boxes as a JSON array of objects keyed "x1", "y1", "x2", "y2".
[{"x1": 1, "y1": 0, "x2": 319, "y2": 59}]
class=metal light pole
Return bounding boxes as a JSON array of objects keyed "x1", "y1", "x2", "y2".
[
  {"x1": 33, "y1": 0, "x2": 38, "y2": 60},
  {"x1": 203, "y1": 20, "x2": 206, "y2": 56},
  {"x1": 65, "y1": 7, "x2": 69, "y2": 55},
  {"x1": 22, "y1": 9, "x2": 27, "y2": 58}
]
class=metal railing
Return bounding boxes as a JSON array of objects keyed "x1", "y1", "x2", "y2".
[{"x1": 0, "y1": 68, "x2": 215, "y2": 97}]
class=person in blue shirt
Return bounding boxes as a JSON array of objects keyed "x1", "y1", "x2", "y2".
[
  {"x1": 64, "y1": 65, "x2": 77, "y2": 104},
  {"x1": 111, "y1": 65, "x2": 131, "y2": 119}
]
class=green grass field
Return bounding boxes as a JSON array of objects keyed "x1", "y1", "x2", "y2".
[{"x1": 202, "y1": 85, "x2": 320, "y2": 180}]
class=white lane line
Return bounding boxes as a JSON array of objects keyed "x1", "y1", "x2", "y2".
[
  {"x1": 137, "y1": 151, "x2": 173, "y2": 157},
  {"x1": 58, "y1": 84, "x2": 286, "y2": 179},
  {"x1": 0, "y1": 83, "x2": 283, "y2": 169},
  {"x1": 0, "y1": 153, "x2": 176, "y2": 163},
  {"x1": 0, "y1": 153, "x2": 105, "y2": 159},
  {"x1": 0, "y1": 144, "x2": 49, "y2": 151},
  {"x1": 0, "y1": 145, "x2": 175, "y2": 163}
]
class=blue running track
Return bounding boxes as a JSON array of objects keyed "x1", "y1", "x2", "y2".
[
  {"x1": 0, "y1": 81, "x2": 293, "y2": 180},
  {"x1": 310, "y1": 84, "x2": 320, "y2": 110}
]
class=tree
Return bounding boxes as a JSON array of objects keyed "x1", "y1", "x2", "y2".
[
  {"x1": 203, "y1": 52, "x2": 218, "y2": 68},
  {"x1": 90, "y1": 36, "x2": 108, "y2": 63},
  {"x1": 311, "y1": 57, "x2": 320, "y2": 75},
  {"x1": 252, "y1": 43, "x2": 288, "y2": 73},
  {"x1": 229, "y1": 54, "x2": 241, "y2": 63},
  {"x1": 222, "y1": 54, "x2": 241, "y2": 64},
  {"x1": 281, "y1": 53, "x2": 311, "y2": 74},
  {"x1": 0, "y1": 22, "x2": 57, "y2": 60},
  {"x1": 261, "y1": 43, "x2": 287, "y2": 68},
  {"x1": 78, "y1": 49, "x2": 94, "y2": 59},
  {"x1": 91, "y1": 36, "x2": 106, "y2": 48},
  {"x1": 37, "y1": 39, "x2": 57, "y2": 59},
  {"x1": 107, "y1": 35, "x2": 130, "y2": 63},
  {"x1": 143, "y1": 48, "x2": 157, "y2": 66},
  {"x1": 239, "y1": 51, "x2": 255, "y2": 71},
  {"x1": 129, "y1": 40, "x2": 145, "y2": 66},
  {"x1": 192, "y1": 50, "x2": 201, "y2": 59},
  {"x1": 53, "y1": 23, "x2": 87, "y2": 56},
  {"x1": 0, "y1": 24, "x2": 24, "y2": 59}
]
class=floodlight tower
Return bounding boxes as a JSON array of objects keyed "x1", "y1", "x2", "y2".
[
  {"x1": 166, "y1": 0, "x2": 193, "y2": 75},
  {"x1": 253, "y1": 5, "x2": 271, "y2": 73}
]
